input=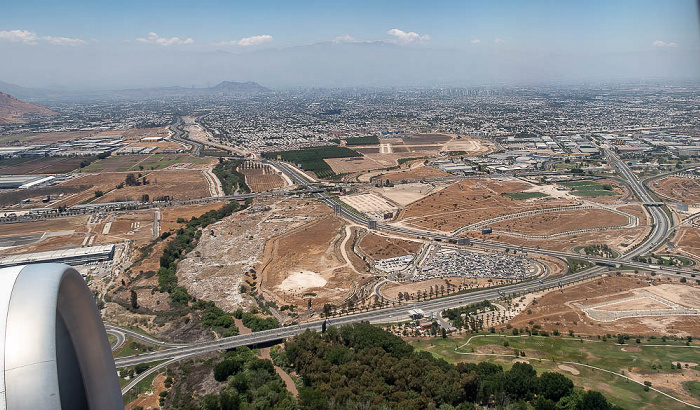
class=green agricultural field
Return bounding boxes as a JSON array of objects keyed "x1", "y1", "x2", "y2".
[
  {"x1": 344, "y1": 135, "x2": 379, "y2": 145},
  {"x1": 412, "y1": 334, "x2": 699, "y2": 410},
  {"x1": 560, "y1": 180, "x2": 619, "y2": 197},
  {"x1": 264, "y1": 146, "x2": 360, "y2": 179},
  {"x1": 502, "y1": 192, "x2": 549, "y2": 200}
]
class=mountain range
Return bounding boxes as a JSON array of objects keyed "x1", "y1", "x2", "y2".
[{"x1": 0, "y1": 80, "x2": 271, "y2": 102}]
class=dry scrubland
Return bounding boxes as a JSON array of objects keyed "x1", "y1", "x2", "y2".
[
  {"x1": 478, "y1": 226, "x2": 651, "y2": 254},
  {"x1": 491, "y1": 208, "x2": 630, "y2": 236},
  {"x1": 668, "y1": 226, "x2": 700, "y2": 262},
  {"x1": 654, "y1": 176, "x2": 700, "y2": 204},
  {"x1": 399, "y1": 178, "x2": 577, "y2": 231},
  {"x1": 510, "y1": 276, "x2": 700, "y2": 337},
  {"x1": 51, "y1": 170, "x2": 210, "y2": 207},
  {"x1": 358, "y1": 232, "x2": 423, "y2": 259}
]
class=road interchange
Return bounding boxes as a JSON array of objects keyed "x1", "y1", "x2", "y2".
[{"x1": 116, "y1": 150, "x2": 682, "y2": 375}]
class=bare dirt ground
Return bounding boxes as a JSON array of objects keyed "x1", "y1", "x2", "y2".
[
  {"x1": 0, "y1": 216, "x2": 89, "y2": 255},
  {"x1": 667, "y1": 226, "x2": 700, "y2": 262},
  {"x1": 177, "y1": 198, "x2": 331, "y2": 312},
  {"x1": 618, "y1": 204, "x2": 650, "y2": 225},
  {"x1": 125, "y1": 373, "x2": 169, "y2": 410},
  {"x1": 509, "y1": 276, "x2": 700, "y2": 337},
  {"x1": 479, "y1": 226, "x2": 651, "y2": 254},
  {"x1": 340, "y1": 193, "x2": 398, "y2": 214},
  {"x1": 654, "y1": 176, "x2": 700, "y2": 204},
  {"x1": 358, "y1": 232, "x2": 423, "y2": 259},
  {"x1": 260, "y1": 215, "x2": 371, "y2": 314},
  {"x1": 93, "y1": 210, "x2": 156, "y2": 244},
  {"x1": 373, "y1": 164, "x2": 451, "y2": 183},
  {"x1": 380, "y1": 277, "x2": 509, "y2": 301},
  {"x1": 372, "y1": 182, "x2": 447, "y2": 207},
  {"x1": 399, "y1": 178, "x2": 577, "y2": 232},
  {"x1": 490, "y1": 209, "x2": 630, "y2": 236},
  {"x1": 238, "y1": 161, "x2": 286, "y2": 192},
  {"x1": 441, "y1": 136, "x2": 495, "y2": 154}
]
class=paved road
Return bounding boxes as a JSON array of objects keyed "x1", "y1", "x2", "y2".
[
  {"x1": 105, "y1": 324, "x2": 184, "y2": 350},
  {"x1": 115, "y1": 154, "x2": 682, "y2": 372},
  {"x1": 115, "y1": 264, "x2": 605, "y2": 368}
]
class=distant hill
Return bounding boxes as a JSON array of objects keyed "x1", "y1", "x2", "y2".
[
  {"x1": 0, "y1": 92, "x2": 56, "y2": 124},
  {"x1": 111, "y1": 81, "x2": 271, "y2": 99}
]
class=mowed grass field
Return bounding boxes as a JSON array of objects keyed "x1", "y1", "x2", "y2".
[
  {"x1": 560, "y1": 180, "x2": 619, "y2": 197},
  {"x1": 412, "y1": 333, "x2": 699, "y2": 409}
]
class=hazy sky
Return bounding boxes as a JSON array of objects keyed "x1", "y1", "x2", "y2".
[{"x1": 1, "y1": 0, "x2": 699, "y2": 89}]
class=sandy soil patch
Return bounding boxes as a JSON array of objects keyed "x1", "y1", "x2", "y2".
[
  {"x1": 341, "y1": 193, "x2": 398, "y2": 215},
  {"x1": 558, "y1": 364, "x2": 580, "y2": 375},
  {"x1": 373, "y1": 182, "x2": 442, "y2": 207},
  {"x1": 279, "y1": 270, "x2": 328, "y2": 292},
  {"x1": 594, "y1": 297, "x2": 673, "y2": 312}
]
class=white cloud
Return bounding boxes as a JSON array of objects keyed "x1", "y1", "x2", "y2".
[
  {"x1": 136, "y1": 32, "x2": 194, "y2": 46},
  {"x1": 470, "y1": 38, "x2": 482, "y2": 44},
  {"x1": 237, "y1": 34, "x2": 273, "y2": 46},
  {"x1": 494, "y1": 38, "x2": 505, "y2": 43},
  {"x1": 332, "y1": 34, "x2": 358, "y2": 44},
  {"x1": 43, "y1": 36, "x2": 87, "y2": 46},
  {"x1": 651, "y1": 40, "x2": 678, "y2": 48},
  {"x1": 387, "y1": 28, "x2": 430, "y2": 44},
  {"x1": 215, "y1": 34, "x2": 273, "y2": 46},
  {"x1": 0, "y1": 29, "x2": 39, "y2": 44},
  {"x1": 0, "y1": 29, "x2": 86, "y2": 46}
]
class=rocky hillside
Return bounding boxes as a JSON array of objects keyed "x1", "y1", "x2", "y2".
[{"x1": 0, "y1": 92, "x2": 56, "y2": 124}]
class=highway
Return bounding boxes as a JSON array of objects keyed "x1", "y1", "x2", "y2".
[{"x1": 116, "y1": 152, "x2": 683, "y2": 384}]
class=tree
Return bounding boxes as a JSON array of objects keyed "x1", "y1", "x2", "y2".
[
  {"x1": 130, "y1": 289, "x2": 139, "y2": 310},
  {"x1": 539, "y1": 372, "x2": 574, "y2": 402},
  {"x1": 581, "y1": 390, "x2": 612, "y2": 410},
  {"x1": 94, "y1": 190, "x2": 104, "y2": 197},
  {"x1": 617, "y1": 334, "x2": 625, "y2": 344},
  {"x1": 125, "y1": 173, "x2": 138, "y2": 186}
]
